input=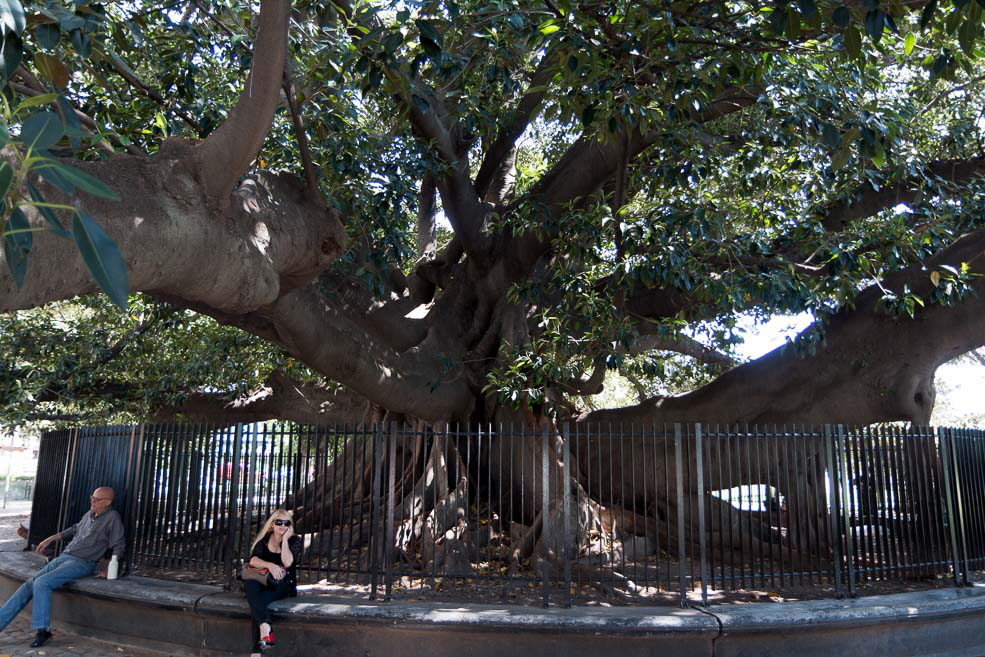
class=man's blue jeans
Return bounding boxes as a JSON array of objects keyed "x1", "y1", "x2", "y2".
[{"x1": 0, "y1": 554, "x2": 97, "y2": 631}]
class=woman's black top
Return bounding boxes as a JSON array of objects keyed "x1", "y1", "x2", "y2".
[{"x1": 250, "y1": 533, "x2": 303, "y2": 595}]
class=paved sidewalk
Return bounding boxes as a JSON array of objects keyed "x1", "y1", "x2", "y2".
[{"x1": 0, "y1": 615, "x2": 176, "y2": 657}]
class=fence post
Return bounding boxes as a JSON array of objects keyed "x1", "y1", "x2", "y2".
[
  {"x1": 384, "y1": 422, "x2": 398, "y2": 601},
  {"x1": 695, "y1": 423, "x2": 708, "y2": 607},
  {"x1": 951, "y1": 428, "x2": 971, "y2": 586},
  {"x1": 224, "y1": 423, "x2": 244, "y2": 589},
  {"x1": 824, "y1": 425, "x2": 844, "y2": 599},
  {"x1": 674, "y1": 423, "x2": 688, "y2": 608},
  {"x1": 243, "y1": 426, "x2": 259, "y2": 554},
  {"x1": 562, "y1": 423, "x2": 573, "y2": 609},
  {"x1": 369, "y1": 424, "x2": 384, "y2": 599},
  {"x1": 55, "y1": 427, "x2": 81, "y2": 556},
  {"x1": 123, "y1": 424, "x2": 146, "y2": 576},
  {"x1": 836, "y1": 425, "x2": 857, "y2": 598},
  {"x1": 938, "y1": 427, "x2": 967, "y2": 586},
  {"x1": 541, "y1": 424, "x2": 551, "y2": 608}
]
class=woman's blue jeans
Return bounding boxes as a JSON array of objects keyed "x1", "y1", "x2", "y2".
[{"x1": 0, "y1": 554, "x2": 97, "y2": 631}]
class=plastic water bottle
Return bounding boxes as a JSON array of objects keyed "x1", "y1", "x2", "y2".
[{"x1": 107, "y1": 554, "x2": 119, "y2": 580}]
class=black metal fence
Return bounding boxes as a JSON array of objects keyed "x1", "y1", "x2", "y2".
[{"x1": 28, "y1": 423, "x2": 985, "y2": 606}]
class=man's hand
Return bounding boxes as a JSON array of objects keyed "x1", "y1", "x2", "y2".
[{"x1": 35, "y1": 534, "x2": 58, "y2": 555}]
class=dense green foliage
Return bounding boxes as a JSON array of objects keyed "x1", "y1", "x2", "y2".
[{"x1": 1, "y1": 0, "x2": 984, "y2": 425}]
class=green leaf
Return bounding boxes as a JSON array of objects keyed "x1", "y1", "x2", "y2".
[
  {"x1": 153, "y1": 112, "x2": 168, "y2": 136},
  {"x1": 14, "y1": 92, "x2": 59, "y2": 112},
  {"x1": 871, "y1": 140, "x2": 885, "y2": 168},
  {"x1": 57, "y1": 95, "x2": 82, "y2": 150},
  {"x1": 35, "y1": 22, "x2": 59, "y2": 50},
  {"x1": 415, "y1": 19, "x2": 442, "y2": 55},
  {"x1": 865, "y1": 10, "x2": 884, "y2": 42},
  {"x1": 58, "y1": 14, "x2": 84, "y2": 32},
  {"x1": 904, "y1": 32, "x2": 915, "y2": 56},
  {"x1": 919, "y1": 0, "x2": 938, "y2": 30},
  {"x1": 821, "y1": 123, "x2": 843, "y2": 148},
  {"x1": 43, "y1": 162, "x2": 120, "y2": 200},
  {"x1": 787, "y1": 10, "x2": 801, "y2": 39},
  {"x1": 20, "y1": 111, "x2": 64, "y2": 151},
  {"x1": 26, "y1": 181, "x2": 70, "y2": 237},
  {"x1": 844, "y1": 25, "x2": 863, "y2": 58},
  {"x1": 72, "y1": 210, "x2": 129, "y2": 310},
  {"x1": 69, "y1": 28, "x2": 90, "y2": 58},
  {"x1": 770, "y1": 6, "x2": 788, "y2": 34},
  {"x1": 0, "y1": 28, "x2": 23, "y2": 78},
  {"x1": 957, "y1": 16, "x2": 976, "y2": 55},
  {"x1": 0, "y1": 160, "x2": 12, "y2": 198},
  {"x1": 37, "y1": 161, "x2": 74, "y2": 195},
  {"x1": 105, "y1": 49, "x2": 141, "y2": 85},
  {"x1": 3, "y1": 207, "x2": 32, "y2": 288},
  {"x1": 0, "y1": 0, "x2": 25, "y2": 36},
  {"x1": 34, "y1": 52, "x2": 69, "y2": 88},
  {"x1": 798, "y1": 0, "x2": 818, "y2": 19},
  {"x1": 832, "y1": 6, "x2": 851, "y2": 28}
]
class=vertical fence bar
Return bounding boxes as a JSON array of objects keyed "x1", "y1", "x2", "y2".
[
  {"x1": 824, "y1": 425, "x2": 843, "y2": 598},
  {"x1": 243, "y1": 425, "x2": 259, "y2": 566},
  {"x1": 384, "y1": 422, "x2": 397, "y2": 600},
  {"x1": 695, "y1": 424, "x2": 708, "y2": 607},
  {"x1": 836, "y1": 425, "x2": 857, "y2": 597},
  {"x1": 369, "y1": 425, "x2": 384, "y2": 598},
  {"x1": 951, "y1": 429, "x2": 970, "y2": 583},
  {"x1": 124, "y1": 424, "x2": 145, "y2": 575},
  {"x1": 836, "y1": 424, "x2": 858, "y2": 598},
  {"x1": 674, "y1": 423, "x2": 688, "y2": 608},
  {"x1": 938, "y1": 427, "x2": 961, "y2": 586},
  {"x1": 224, "y1": 423, "x2": 244, "y2": 588},
  {"x1": 562, "y1": 423, "x2": 573, "y2": 608},
  {"x1": 541, "y1": 424, "x2": 551, "y2": 608},
  {"x1": 968, "y1": 430, "x2": 985, "y2": 570}
]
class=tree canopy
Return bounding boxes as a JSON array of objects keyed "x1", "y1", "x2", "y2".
[{"x1": 1, "y1": 0, "x2": 984, "y2": 428}]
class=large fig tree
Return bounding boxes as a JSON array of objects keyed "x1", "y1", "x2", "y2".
[{"x1": 1, "y1": 0, "x2": 984, "y2": 579}]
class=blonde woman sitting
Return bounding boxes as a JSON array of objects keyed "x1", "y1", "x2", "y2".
[{"x1": 244, "y1": 510, "x2": 302, "y2": 656}]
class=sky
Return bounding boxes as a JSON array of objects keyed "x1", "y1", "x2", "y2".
[{"x1": 734, "y1": 313, "x2": 984, "y2": 426}]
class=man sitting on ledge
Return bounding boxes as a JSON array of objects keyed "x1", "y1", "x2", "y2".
[{"x1": 0, "y1": 486, "x2": 125, "y2": 648}]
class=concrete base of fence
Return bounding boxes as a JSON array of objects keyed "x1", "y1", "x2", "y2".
[{"x1": 2, "y1": 551, "x2": 985, "y2": 657}]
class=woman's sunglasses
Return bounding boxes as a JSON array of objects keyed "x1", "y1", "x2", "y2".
[{"x1": 273, "y1": 519, "x2": 292, "y2": 527}]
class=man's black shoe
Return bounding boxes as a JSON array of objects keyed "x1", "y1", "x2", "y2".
[{"x1": 30, "y1": 629, "x2": 53, "y2": 647}]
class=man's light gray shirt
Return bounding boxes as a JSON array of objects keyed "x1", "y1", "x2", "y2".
[{"x1": 60, "y1": 508, "x2": 125, "y2": 561}]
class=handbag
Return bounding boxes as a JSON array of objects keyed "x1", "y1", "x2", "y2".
[{"x1": 240, "y1": 564, "x2": 279, "y2": 586}]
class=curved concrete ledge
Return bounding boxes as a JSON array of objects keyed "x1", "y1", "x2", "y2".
[{"x1": 2, "y1": 551, "x2": 984, "y2": 657}]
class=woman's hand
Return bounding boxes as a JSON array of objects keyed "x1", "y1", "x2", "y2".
[
  {"x1": 282, "y1": 524, "x2": 295, "y2": 541},
  {"x1": 268, "y1": 564, "x2": 286, "y2": 580}
]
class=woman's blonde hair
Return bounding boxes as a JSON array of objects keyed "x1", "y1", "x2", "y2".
[{"x1": 250, "y1": 509, "x2": 293, "y2": 552}]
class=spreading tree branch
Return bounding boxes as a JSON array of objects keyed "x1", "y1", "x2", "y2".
[
  {"x1": 282, "y1": 71, "x2": 323, "y2": 207},
  {"x1": 473, "y1": 49, "x2": 558, "y2": 200},
  {"x1": 193, "y1": 0, "x2": 292, "y2": 204},
  {"x1": 820, "y1": 157, "x2": 985, "y2": 232},
  {"x1": 156, "y1": 371, "x2": 379, "y2": 425},
  {"x1": 630, "y1": 332, "x2": 735, "y2": 368},
  {"x1": 580, "y1": 227, "x2": 985, "y2": 426}
]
